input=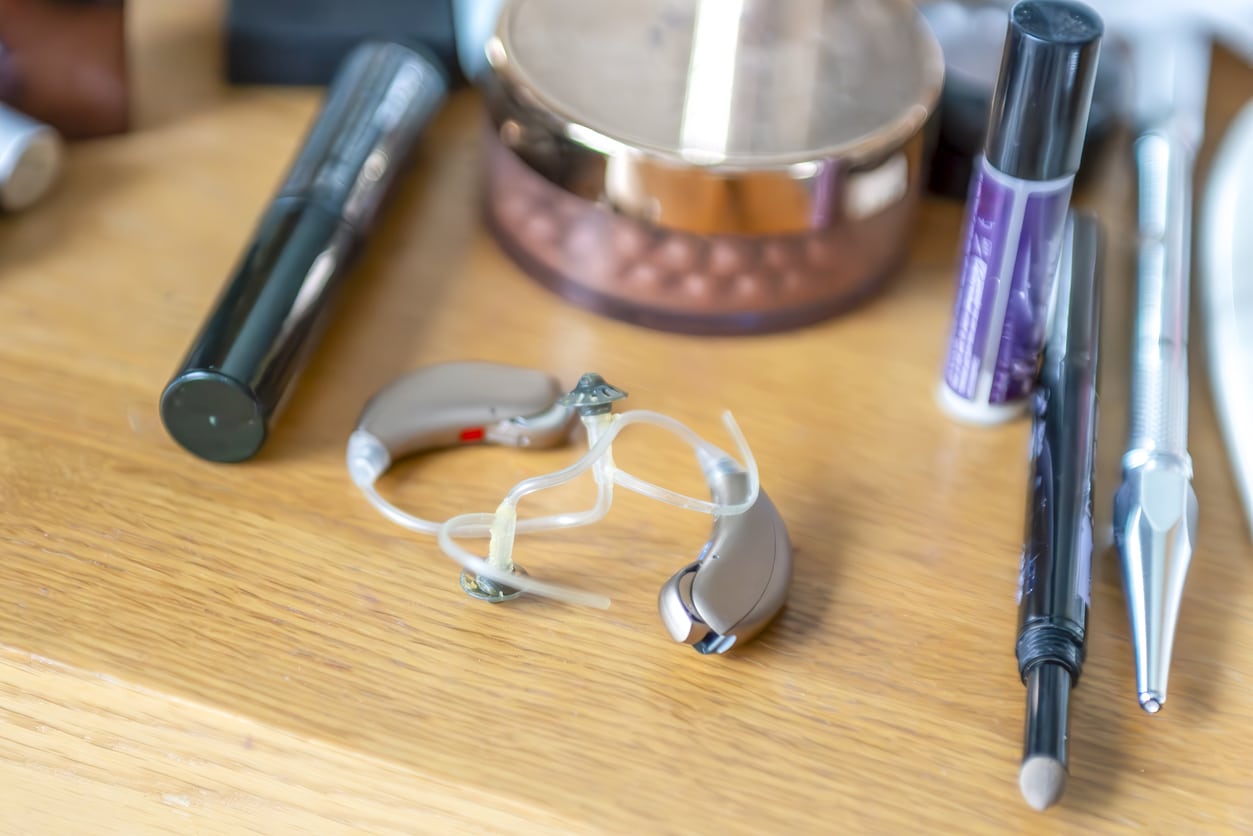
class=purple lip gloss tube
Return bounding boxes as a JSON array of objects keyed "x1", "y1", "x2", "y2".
[{"x1": 938, "y1": 0, "x2": 1103, "y2": 424}]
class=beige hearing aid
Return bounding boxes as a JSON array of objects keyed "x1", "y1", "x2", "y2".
[{"x1": 348, "y1": 361, "x2": 792, "y2": 654}]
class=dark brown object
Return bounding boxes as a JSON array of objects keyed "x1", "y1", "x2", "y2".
[
  {"x1": 0, "y1": 0, "x2": 128, "y2": 139},
  {"x1": 484, "y1": 132, "x2": 924, "y2": 334}
]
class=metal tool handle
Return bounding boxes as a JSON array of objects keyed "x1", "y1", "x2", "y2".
[
  {"x1": 1126, "y1": 129, "x2": 1194, "y2": 465},
  {"x1": 1114, "y1": 31, "x2": 1207, "y2": 715}
]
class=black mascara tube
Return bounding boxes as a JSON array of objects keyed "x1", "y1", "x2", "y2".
[
  {"x1": 1015, "y1": 211, "x2": 1102, "y2": 810},
  {"x1": 160, "y1": 41, "x2": 448, "y2": 462}
]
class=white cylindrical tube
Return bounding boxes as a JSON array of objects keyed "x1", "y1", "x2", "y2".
[{"x1": 0, "y1": 103, "x2": 62, "y2": 212}]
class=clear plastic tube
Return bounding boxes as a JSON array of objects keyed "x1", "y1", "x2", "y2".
[
  {"x1": 436, "y1": 409, "x2": 758, "y2": 608},
  {"x1": 360, "y1": 414, "x2": 616, "y2": 537},
  {"x1": 361, "y1": 479, "x2": 614, "y2": 537},
  {"x1": 494, "y1": 410, "x2": 756, "y2": 516}
]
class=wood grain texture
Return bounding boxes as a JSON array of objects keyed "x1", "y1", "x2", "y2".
[
  {"x1": 1, "y1": 1, "x2": 1252, "y2": 831},
  {"x1": 0, "y1": 651, "x2": 581, "y2": 834}
]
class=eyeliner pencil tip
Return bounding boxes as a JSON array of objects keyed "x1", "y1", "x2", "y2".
[{"x1": 1019, "y1": 756, "x2": 1067, "y2": 811}]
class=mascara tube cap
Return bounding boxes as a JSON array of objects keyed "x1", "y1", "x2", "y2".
[{"x1": 985, "y1": 0, "x2": 1103, "y2": 181}]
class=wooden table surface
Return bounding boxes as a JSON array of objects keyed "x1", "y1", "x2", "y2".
[{"x1": 2, "y1": 2, "x2": 1252, "y2": 832}]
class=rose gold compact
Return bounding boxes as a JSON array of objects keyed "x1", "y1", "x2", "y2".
[{"x1": 478, "y1": 0, "x2": 944, "y2": 334}]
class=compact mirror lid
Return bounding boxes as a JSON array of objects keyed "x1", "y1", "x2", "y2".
[{"x1": 492, "y1": 0, "x2": 943, "y2": 167}]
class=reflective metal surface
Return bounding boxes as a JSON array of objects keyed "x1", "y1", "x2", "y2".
[
  {"x1": 1112, "y1": 31, "x2": 1207, "y2": 713},
  {"x1": 483, "y1": 0, "x2": 943, "y2": 234}
]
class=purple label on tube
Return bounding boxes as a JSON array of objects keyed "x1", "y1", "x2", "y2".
[
  {"x1": 944, "y1": 167, "x2": 1013, "y2": 400},
  {"x1": 994, "y1": 189, "x2": 1071, "y2": 401},
  {"x1": 943, "y1": 158, "x2": 1073, "y2": 408}
]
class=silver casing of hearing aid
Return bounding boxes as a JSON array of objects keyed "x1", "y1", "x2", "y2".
[
  {"x1": 346, "y1": 360, "x2": 576, "y2": 486},
  {"x1": 658, "y1": 456, "x2": 793, "y2": 654}
]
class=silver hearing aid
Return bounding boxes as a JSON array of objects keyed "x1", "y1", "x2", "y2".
[
  {"x1": 348, "y1": 361, "x2": 793, "y2": 654},
  {"x1": 347, "y1": 360, "x2": 576, "y2": 489},
  {"x1": 657, "y1": 462, "x2": 793, "y2": 654}
]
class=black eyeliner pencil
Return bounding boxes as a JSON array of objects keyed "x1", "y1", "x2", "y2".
[{"x1": 1015, "y1": 211, "x2": 1103, "y2": 811}]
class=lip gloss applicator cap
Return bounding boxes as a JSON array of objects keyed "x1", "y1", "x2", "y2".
[{"x1": 985, "y1": 0, "x2": 1104, "y2": 182}]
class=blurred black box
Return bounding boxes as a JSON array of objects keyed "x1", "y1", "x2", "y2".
[{"x1": 226, "y1": 0, "x2": 462, "y2": 87}]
